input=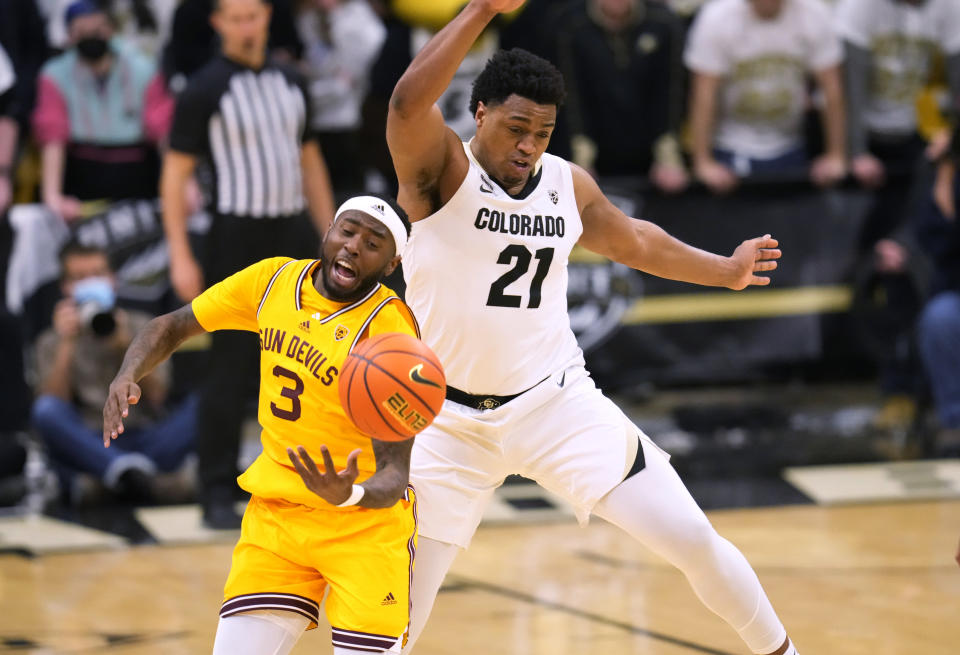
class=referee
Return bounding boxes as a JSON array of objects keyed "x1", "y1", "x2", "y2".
[{"x1": 161, "y1": 0, "x2": 334, "y2": 528}]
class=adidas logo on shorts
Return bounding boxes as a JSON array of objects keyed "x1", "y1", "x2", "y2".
[{"x1": 381, "y1": 592, "x2": 397, "y2": 606}]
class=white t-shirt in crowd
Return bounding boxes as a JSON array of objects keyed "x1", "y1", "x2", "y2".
[
  {"x1": 835, "y1": 0, "x2": 960, "y2": 136},
  {"x1": 0, "y1": 44, "x2": 14, "y2": 97},
  {"x1": 685, "y1": 0, "x2": 842, "y2": 159}
]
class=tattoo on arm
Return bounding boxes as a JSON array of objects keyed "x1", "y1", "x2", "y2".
[
  {"x1": 117, "y1": 305, "x2": 204, "y2": 382},
  {"x1": 357, "y1": 438, "x2": 414, "y2": 509}
]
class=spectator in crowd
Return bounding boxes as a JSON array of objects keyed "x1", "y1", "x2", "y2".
[
  {"x1": 295, "y1": 0, "x2": 386, "y2": 193},
  {"x1": 162, "y1": 0, "x2": 334, "y2": 528},
  {"x1": 31, "y1": 0, "x2": 173, "y2": 221},
  {"x1": 916, "y1": 132, "x2": 960, "y2": 456},
  {"x1": 162, "y1": 0, "x2": 303, "y2": 93},
  {"x1": 43, "y1": 0, "x2": 178, "y2": 58},
  {"x1": 838, "y1": 0, "x2": 960, "y2": 206},
  {"x1": 0, "y1": 44, "x2": 15, "y2": 216},
  {"x1": 553, "y1": 0, "x2": 689, "y2": 192},
  {"x1": 0, "y1": 0, "x2": 48, "y2": 211},
  {"x1": 685, "y1": 0, "x2": 847, "y2": 194},
  {"x1": 836, "y1": 0, "x2": 960, "y2": 427},
  {"x1": 31, "y1": 241, "x2": 197, "y2": 504}
]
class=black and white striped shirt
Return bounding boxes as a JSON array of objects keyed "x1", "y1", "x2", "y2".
[{"x1": 169, "y1": 55, "x2": 314, "y2": 218}]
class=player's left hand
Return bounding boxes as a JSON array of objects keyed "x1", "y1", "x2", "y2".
[
  {"x1": 727, "y1": 234, "x2": 780, "y2": 290},
  {"x1": 287, "y1": 445, "x2": 361, "y2": 505}
]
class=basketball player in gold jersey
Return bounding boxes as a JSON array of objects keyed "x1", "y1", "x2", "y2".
[{"x1": 103, "y1": 195, "x2": 421, "y2": 655}]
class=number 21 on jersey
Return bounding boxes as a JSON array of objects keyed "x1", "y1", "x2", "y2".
[{"x1": 486, "y1": 245, "x2": 554, "y2": 308}]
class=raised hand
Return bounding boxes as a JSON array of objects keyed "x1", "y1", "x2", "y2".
[
  {"x1": 480, "y1": 0, "x2": 527, "y2": 13},
  {"x1": 102, "y1": 375, "x2": 142, "y2": 447},
  {"x1": 287, "y1": 445, "x2": 361, "y2": 505},
  {"x1": 727, "y1": 235, "x2": 781, "y2": 290}
]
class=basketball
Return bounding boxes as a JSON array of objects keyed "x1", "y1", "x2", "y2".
[{"x1": 339, "y1": 332, "x2": 447, "y2": 441}]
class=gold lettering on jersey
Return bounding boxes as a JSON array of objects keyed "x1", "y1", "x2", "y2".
[
  {"x1": 259, "y1": 328, "x2": 339, "y2": 385},
  {"x1": 383, "y1": 392, "x2": 429, "y2": 432},
  {"x1": 473, "y1": 208, "x2": 565, "y2": 238}
]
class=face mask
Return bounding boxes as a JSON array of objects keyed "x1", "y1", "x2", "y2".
[
  {"x1": 73, "y1": 276, "x2": 116, "y2": 311},
  {"x1": 76, "y1": 37, "x2": 109, "y2": 62}
]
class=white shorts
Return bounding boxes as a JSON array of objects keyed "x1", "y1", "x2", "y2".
[{"x1": 410, "y1": 357, "x2": 667, "y2": 548}]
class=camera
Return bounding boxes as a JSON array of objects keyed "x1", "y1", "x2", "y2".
[{"x1": 73, "y1": 276, "x2": 117, "y2": 337}]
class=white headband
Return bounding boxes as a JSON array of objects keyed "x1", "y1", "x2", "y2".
[{"x1": 334, "y1": 196, "x2": 407, "y2": 257}]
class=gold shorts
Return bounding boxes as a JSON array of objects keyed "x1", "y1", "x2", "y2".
[{"x1": 220, "y1": 488, "x2": 417, "y2": 651}]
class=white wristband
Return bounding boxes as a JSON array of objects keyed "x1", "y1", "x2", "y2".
[{"x1": 337, "y1": 484, "x2": 365, "y2": 507}]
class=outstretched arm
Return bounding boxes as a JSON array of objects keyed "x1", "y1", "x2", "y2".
[
  {"x1": 573, "y1": 164, "x2": 780, "y2": 290},
  {"x1": 287, "y1": 438, "x2": 413, "y2": 508},
  {"x1": 102, "y1": 304, "x2": 205, "y2": 445},
  {"x1": 387, "y1": 0, "x2": 523, "y2": 218}
]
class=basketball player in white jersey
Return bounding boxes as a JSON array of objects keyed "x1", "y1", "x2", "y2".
[{"x1": 387, "y1": 2, "x2": 799, "y2": 654}]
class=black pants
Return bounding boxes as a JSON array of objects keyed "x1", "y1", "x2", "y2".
[
  {"x1": 856, "y1": 134, "x2": 928, "y2": 395},
  {"x1": 196, "y1": 212, "x2": 320, "y2": 499},
  {"x1": 857, "y1": 134, "x2": 927, "y2": 250}
]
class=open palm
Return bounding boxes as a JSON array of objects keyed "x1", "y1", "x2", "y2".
[{"x1": 727, "y1": 235, "x2": 781, "y2": 290}]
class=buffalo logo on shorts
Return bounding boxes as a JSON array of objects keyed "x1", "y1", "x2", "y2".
[
  {"x1": 548, "y1": 189, "x2": 559, "y2": 205},
  {"x1": 334, "y1": 324, "x2": 350, "y2": 341}
]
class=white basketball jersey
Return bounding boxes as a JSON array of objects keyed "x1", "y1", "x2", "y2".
[{"x1": 403, "y1": 142, "x2": 583, "y2": 395}]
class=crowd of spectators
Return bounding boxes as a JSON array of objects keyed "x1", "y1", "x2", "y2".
[{"x1": 2, "y1": 0, "x2": 960, "y2": 513}]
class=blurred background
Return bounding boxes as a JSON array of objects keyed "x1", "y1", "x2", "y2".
[{"x1": 2, "y1": 0, "x2": 960, "y2": 535}]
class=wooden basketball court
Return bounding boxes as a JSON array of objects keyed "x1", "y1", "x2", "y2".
[{"x1": 2, "y1": 499, "x2": 958, "y2": 654}]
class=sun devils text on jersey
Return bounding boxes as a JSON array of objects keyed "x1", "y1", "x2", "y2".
[
  {"x1": 192, "y1": 256, "x2": 419, "y2": 509},
  {"x1": 403, "y1": 142, "x2": 583, "y2": 395}
]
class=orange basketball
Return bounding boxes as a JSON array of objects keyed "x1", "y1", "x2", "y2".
[{"x1": 339, "y1": 332, "x2": 446, "y2": 441}]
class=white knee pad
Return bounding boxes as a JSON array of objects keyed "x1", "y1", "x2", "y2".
[{"x1": 212, "y1": 609, "x2": 309, "y2": 655}]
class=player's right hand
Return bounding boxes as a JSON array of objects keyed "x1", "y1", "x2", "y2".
[
  {"x1": 103, "y1": 376, "x2": 142, "y2": 447},
  {"x1": 287, "y1": 445, "x2": 361, "y2": 505},
  {"x1": 170, "y1": 254, "x2": 204, "y2": 302}
]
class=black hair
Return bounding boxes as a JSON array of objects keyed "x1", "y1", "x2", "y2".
[
  {"x1": 469, "y1": 48, "x2": 566, "y2": 115},
  {"x1": 59, "y1": 240, "x2": 110, "y2": 272},
  {"x1": 212, "y1": 0, "x2": 271, "y2": 12}
]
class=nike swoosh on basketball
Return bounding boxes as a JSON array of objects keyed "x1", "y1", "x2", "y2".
[{"x1": 409, "y1": 364, "x2": 442, "y2": 389}]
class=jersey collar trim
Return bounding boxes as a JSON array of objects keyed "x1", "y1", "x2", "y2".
[
  {"x1": 303, "y1": 258, "x2": 383, "y2": 323},
  {"x1": 464, "y1": 139, "x2": 544, "y2": 200},
  {"x1": 318, "y1": 282, "x2": 382, "y2": 324},
  {"x1": 293, "y1": 260, "x2": 319, "y2": 312},
  {"x1": 257, "y1": 259, "x2": 299, "y2": 320}
]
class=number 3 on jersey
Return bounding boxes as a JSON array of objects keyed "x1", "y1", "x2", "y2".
[{"x1": 486, "y1": 245, "x2": 554, "y2": 308}]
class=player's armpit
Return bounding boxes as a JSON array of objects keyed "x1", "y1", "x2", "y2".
[{"x1": 358, "y1": 438, "x2": 414, "y2": 509}]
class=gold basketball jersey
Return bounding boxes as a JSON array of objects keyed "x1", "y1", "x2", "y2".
[{"x1": 192, "y1": 257, "x2": 419, "y2": 510}]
